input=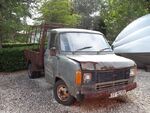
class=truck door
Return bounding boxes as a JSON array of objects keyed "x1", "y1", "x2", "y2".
[{"x1": 44, "y1": 32, "x2": 58, "y2": 84}]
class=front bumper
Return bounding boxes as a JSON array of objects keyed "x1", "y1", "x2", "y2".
[{"x1": 79, "y1": 82, "x2": 137, "y2": 97}]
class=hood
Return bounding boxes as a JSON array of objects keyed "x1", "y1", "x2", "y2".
[{"x1": 67, "y1": 54, "x2": 135, "y2": 70}]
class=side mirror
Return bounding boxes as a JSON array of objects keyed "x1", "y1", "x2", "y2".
[{"x1": 50, "y1": 47, "x2": 56, "y2": 56}]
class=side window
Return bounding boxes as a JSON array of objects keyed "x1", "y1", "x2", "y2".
[
  {"x1": 49, "y1": 32, "x2": 57, "y2": 49},
  {"x1": 45, "y1": 31, "x2": 50, "y2": 49},
  {"x1": 60, "y1": 34, "x2": 70, "y2": 51}
]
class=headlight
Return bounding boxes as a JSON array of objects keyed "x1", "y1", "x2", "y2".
[
  {"x1": 81, "y1": 62, "x2": 95, "y2": 70},
  {"x1": 130, "y1": 66, "x2": 137, "y2": 76},
  {"x1": 83, "y1": 73, "x2": 92, "y2": 83}
]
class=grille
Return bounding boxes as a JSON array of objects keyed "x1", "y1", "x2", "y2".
[
  {"x1": 95, "y1": 68, "x2": 130, "y2": 83},
  {"x1": 95, "y1": 80, "x2": 128, "y2": 91}
]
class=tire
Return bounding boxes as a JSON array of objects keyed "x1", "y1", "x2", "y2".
[
  {"x1": 53, "y1": 80, "x2": 76, "y2": 106},
  {"x1": 28, "y1": 63, "x2": 39, "y2": 79}
]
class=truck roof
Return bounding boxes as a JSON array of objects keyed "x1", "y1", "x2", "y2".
[{"x1": 51, "y1": 28, "x2": 103, "y2": 34}]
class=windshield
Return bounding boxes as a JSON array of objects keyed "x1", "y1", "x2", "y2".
[{"x1": 60, "y1": 32, "x2": 112, "y2": 52}]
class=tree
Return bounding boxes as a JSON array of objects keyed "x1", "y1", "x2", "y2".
[
  {"x1": 73, "y1": 0, "x2": 101, "y2": 29},
  {"x1": 100, "y1": 0, "x2": 149, "y2": 41},
  {"x1": 73, "y1": 0, "x2": 101, "y2": 15},
  {"x1": 0, "y1": 0, "x2": 35, "y2": 48},
  {"x1": 39, "y1": 0, "x2": 80, "y2": 26},
  {"x1": 93, "y1": 16, "x2": 106, "y2": 35}
]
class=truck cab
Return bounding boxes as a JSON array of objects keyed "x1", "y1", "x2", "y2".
[{"x1": 43, "y1": 28, "x2": 137, "y2": 105}]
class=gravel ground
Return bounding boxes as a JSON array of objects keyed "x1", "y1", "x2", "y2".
[{"x1": 0, "y1": 69, "x2": 150, "y2": 113}]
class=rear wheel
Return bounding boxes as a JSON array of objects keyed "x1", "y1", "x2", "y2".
[
  {"x1": 53, "y1": 80, "x2": 76, "y2": 106},
  {"x1": 28, "y1": 63, "x2": 39, "y2": 79}
]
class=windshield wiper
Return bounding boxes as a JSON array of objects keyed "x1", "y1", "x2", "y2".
[
  {"x1": 97, "y1": 47, "x2": 111, "y2": 54},
  {"x1": 73, "y1": 46, "x2": 92, "y2": 54},
  {"x1": 77, "y1": 46, "x2": 93, "y2": 51}
]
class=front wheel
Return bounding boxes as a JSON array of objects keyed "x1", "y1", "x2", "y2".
[{"x1": 53, "y1": 80, "x2": 76, "y2": 106}]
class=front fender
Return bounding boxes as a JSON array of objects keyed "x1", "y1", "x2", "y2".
[{"x1": 57, "y1": 55, "x2": 81, "y2": 97}]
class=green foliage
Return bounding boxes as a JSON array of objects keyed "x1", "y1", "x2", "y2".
[
  {"x1": 2, "y1": 43, "x2": 38, "y2": 48},
  {"x1": 100, "y1": 0, "x2": 149, "y2": 41},
  {"x1": 73, "y1": 0, "x2": 101, "y2": 16},
  {"x1": 93, "y1": 16, "x2": 106, "y2": 35},
  {"x1": 0, "y1": 44, "x2": 38, "y2": 72},
  {"x1": 0, "y1": 0, "x2": 29, "y2": 32},
  {"x1": 0, "y1": 0, "x2": 35, "y2": 47},
  {"x1": 0, "y1": 47, "x2": 26, "y2": 72},
  {"x1": 73, "y1": 0, "x2": 101, "y2": 29},
  {"x1": 39, "y1": 0, "x2": 80, "y2": 26},
  {"x1": 2, "y1": 35, "x2": 28, "y2": 43}
]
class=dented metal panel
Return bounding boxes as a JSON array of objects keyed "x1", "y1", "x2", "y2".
[{"x1": 66, "y1": 54, "x2": 135, "y2": 69}]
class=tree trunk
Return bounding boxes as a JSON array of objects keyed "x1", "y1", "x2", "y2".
[
  {"x1": 0, "y1": 37, "x2": 2, "y2": 48},
  {"x1": 0, "y1": 43, "x2": 2, "y2": 48}
]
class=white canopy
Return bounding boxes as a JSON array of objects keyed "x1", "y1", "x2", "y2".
[{"x1": 113, "y1": 14, "x2": 150, "y2": 53}]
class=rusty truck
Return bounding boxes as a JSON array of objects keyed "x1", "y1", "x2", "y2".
[{"x1": 24, "y1": 24, "x2": 137, "y2": 106}]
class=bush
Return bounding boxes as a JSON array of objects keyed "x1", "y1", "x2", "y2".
[
  {"x1": 2, "y1": 43, "x2": 39, "y2": 48},
  {"x1": 0, "y1": 44, "x2": 39, "y2": 72}
]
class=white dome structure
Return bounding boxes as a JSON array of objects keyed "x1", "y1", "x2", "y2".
[{"x1": 112, "y1": 14, "x2": 150, "y2": 69}]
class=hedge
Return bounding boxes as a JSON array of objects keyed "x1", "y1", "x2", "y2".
[
  {"x1": 2, "y1": 43, "x2": 39, "y2": 48},
  {"x1": 0, "y1": 44, "x2": 39, "y2": 72}
]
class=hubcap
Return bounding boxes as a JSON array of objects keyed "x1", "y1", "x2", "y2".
[{"x1": 57, "y1": 84, "x2": 69, "y2": 101}]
